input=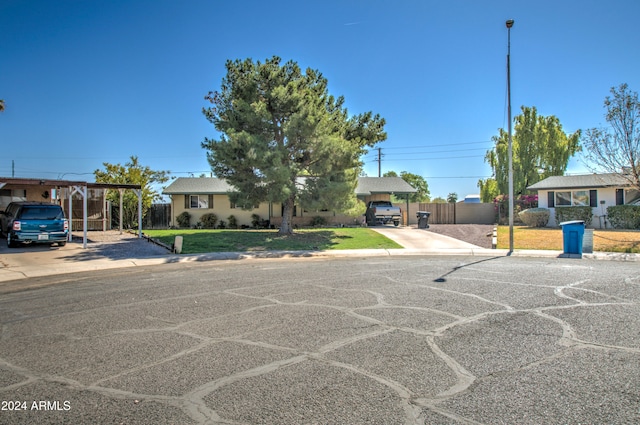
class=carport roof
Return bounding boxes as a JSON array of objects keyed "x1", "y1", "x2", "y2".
[
  {"x1": 0, "y1": 177, "x2": 141, "y2": 190},
  {"x1": 355, "y1": 177, "x2": 417, "y2": 195}
]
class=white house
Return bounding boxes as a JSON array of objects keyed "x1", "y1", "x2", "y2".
[{"x1": 527, "y1": 173, "x2": 640, "y2": 228}]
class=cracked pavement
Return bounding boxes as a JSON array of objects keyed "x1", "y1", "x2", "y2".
[{"x1": 1, "y1": 255, "x2": 639, "y2": 424}]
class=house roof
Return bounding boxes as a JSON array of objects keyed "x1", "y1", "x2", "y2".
[
  {"x1": 527, "y1": 173, "x2": 632, "y2": 190},
  {"x1": 354, "y1": 177, "x2": 417, "y2": 195},
  {"x1": 163, "y1": 176, "x2": 418, "y2": 195},
  {"x1": 163, "y1": 177, "x2": 234, "y2": 194}
]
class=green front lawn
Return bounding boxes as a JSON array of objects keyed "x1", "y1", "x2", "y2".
[
  {"x1": 497, "y1": 226, "x2": 640, "y2": 253},
  {"x1": 144, "y1": 228, "x2": 402, "y2": 254}
]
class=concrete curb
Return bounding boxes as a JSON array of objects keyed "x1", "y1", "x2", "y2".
[{"x1": 1, "y1": 244, "x2": 638, "y2": 284}]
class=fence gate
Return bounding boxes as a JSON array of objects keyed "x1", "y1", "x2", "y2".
[{"x1": 144, "y1": 203, "x2": 171, "y2": 229}]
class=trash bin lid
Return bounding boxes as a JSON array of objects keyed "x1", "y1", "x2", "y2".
[{"x1": 559, "y1": 220, "x2": 585, "y2": 226}]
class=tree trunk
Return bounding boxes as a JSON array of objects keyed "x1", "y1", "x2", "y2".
[{"x1": 279, "y1": 196, "x2": 295, "y2": 235}]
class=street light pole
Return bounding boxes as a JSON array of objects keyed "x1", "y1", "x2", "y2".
[{"x1": 506, "y1": 19, "x2": 514, "y2": 253}]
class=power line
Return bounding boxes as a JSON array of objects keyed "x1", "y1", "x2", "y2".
[{"x1": 380, "y1": 140, "x2": 493, "y2": 150}]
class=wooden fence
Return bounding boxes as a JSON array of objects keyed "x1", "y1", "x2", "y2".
[{"x1": 393, "y1": 202, "x2": 496, "y2": 225}]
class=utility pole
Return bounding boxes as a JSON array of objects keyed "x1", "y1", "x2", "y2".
[
  {"x1": 377, "y1": 148, "x2": 382, "y2": 177},
  {"x1": 12, "y1": 160, "x2": 15, "y2": 178},
  {"x1": 506, "y1": 19, "x2": 515, "y2": 253}
]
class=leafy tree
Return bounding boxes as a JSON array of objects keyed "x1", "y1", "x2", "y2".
[
  {"x1": 447, "y1": 192, "x2": 458, "y2": 203},
  {"x1": 383, "y1": 171, "x2": 430, "y2": 202},
  {"x1": 477, "y1": 177, "x2": 499, "y2": 203},
  {"x1": 482, "y1": 106, "x2": 581, "y2": 196},
  {"x1": 202, "y1": 56, "x2": 386, "y2": 234},
  {"x1": 0, "y1": 99, "x2": 4, "y2": 112},
  {"x1": 94, "y1": 156, "x2": 170, "y2": 228},
  {"x1": 582, "y1": 83, "x2": 640, "y2": 190},
  {"x1": 431, "y1": 196, "x2": 447, "y2": 203}
]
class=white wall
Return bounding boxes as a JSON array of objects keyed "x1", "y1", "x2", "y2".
[{"x1": 538, "y1": 188, "x2": 617, "y2": 228}]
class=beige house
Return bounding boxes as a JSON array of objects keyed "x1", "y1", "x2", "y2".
[
  {"x1": 162, "y1": 176, "x2": 417, "y2": 228},
  {"x1": 527, "y1": 173, "x2": 640, "y2": 228}
]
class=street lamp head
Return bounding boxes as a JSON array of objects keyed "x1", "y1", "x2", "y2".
[{"x1": 506, "y1": 19, "x2": 514, "y2": 28}]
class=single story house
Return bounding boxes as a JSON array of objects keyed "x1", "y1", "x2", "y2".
[
  {"x1": 162, "y1": 176, "x2": 417, "y2": 228},
  {"x1": 527, "y1": 173, "x2": 640, "y2": 228}
]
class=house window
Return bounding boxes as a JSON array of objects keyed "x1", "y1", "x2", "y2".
[
  {"x1": 625, "y1": 189, "x2": 640, "y2": 205},
  {"x1": 554, "y1": 190, "x2": 594, "y2": 207},
  {"x1": 573, "y1": 190, "x2": 589, "y2": 206},
  {"x1": 186, "y1": 195, "x2": 211, "y2": 209},
  {"x1": 555, "y1": 191, "x2": 572, "y2": 206}
]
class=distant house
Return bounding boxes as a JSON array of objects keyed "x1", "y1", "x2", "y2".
[
  {"x1": 527, "y1": 173, "x2": 640, "y2": 228},
  {"x1": 162, "y1": 176, "x2": 417, "y2": 228},
  {"x1": 462, "y1": 194, "x2": 481, "y2": 203}
]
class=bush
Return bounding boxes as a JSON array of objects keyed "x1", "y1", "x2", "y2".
[
  {"x1": 554, "y1": 206, "x2": 593, "y2": 227},
  {"x1": 227, "y1": 215, "x2": 238, "y2": 229},
  {"x1": 176, "y1": 212, "x2": 191, "y2": 228},
  {"x1": 310, "y1": 216, "x2": 328, "y2": 227},
  {"x1": 518, "y1": 208, "x2": 550, "y2": 227},
  {"x1": 607, "y1": 205, "x2": 640, "y2": 229},
  {"x1": 217, "y1": 220, "x2": 226, "y2": 229},
  {"x1": 200, "y1": 213, "x2": 218, "y2": 229},
  {"x1": 251, "y1": 214, "x2": 262, "y2": 228}
]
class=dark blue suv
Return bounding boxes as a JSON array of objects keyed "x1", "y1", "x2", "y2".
[{"x1": 0, "y1": 202, "x2": 69, "y2": 248}]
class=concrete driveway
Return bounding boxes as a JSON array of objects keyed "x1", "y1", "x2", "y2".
[{"x1": 369, "y1": 225, "x2": 483, "y2": 250}]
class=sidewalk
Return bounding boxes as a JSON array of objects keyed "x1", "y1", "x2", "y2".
[{"x1": 0, "y1": 228, "x2": 638, "y2": 285}]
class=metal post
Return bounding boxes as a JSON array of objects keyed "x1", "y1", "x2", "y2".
[{"x1": 506, "y1": 19, "x2": 515, "y2": 253}]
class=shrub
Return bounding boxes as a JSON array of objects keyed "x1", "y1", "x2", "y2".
[
  {"x1": 176, "y1": 212, "x2": 191, "y2": 228},
  {"x1": 200, "y1": 213, "x2": 218, "y2": 229},
  {"x1": 310, "y1": 216, "x2": 328, "y2": 227},
  {"x1": 518, "y1": 208, "x2": 550, "y2": 227},
  {"x1": 251, "y1": 214, "x2": 261, "y2": 228},
  {"x1": 217, "y1": 220, "x2": 226, "y2": 229},
  {"x1": 554, "y1": 206, "x2": 593, "y2": 227},
  {"x1": 607, "y1": 205, "x2": 640, "y2": 229},
  {"x1": 227, "y1": 215, "x2": 238, "y2": 229}
]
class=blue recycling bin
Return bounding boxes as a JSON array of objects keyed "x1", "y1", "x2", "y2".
[{"x1": 559, "y1": 220, "x2": 585, "y2": 255}]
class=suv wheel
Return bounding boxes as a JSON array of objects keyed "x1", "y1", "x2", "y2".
[{"x1": 7, "y1": 233, "x2": 18, "y2": 248}]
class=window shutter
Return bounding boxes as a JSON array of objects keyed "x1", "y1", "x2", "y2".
[
  {"x1": 589, "y1": 190, "x2": 597, "y2": 208},
  {"x1": 184, "y1": 195, "x2": 189, "y2": 209},
  {"x1": 547, "y1": 191, "x2": 555, "y2": 208},
  {"x1": 616, "y1": 189, "x2": 624, "y2": 205},
  {"x1": 208, "y1": 194, "x2": 214, "y2": 209}
]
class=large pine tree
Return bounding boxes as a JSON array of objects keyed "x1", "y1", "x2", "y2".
[{"x1": 202, "y1": 56, "x2": 386, "y2": 234}]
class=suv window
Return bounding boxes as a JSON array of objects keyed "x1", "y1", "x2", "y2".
[{"x1": 20, "y1": 206, "x2": 64, "y2": 220}]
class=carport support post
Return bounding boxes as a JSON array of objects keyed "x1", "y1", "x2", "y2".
[
  {"x1": 70, "y1": 185, "x2": 88, "y2": 248},
  {"x1": 406, "y1": 194, "x2": 410, "y2": 226},
  {"x1": 67, "y1": 187, "x2": 73, "y2": 242},
  {"x1": 135, "y1": 188, "x2": 142, "y2": 238},
  {"x1": 118, "y1": 189, "x2": 124, "y2": 234}
]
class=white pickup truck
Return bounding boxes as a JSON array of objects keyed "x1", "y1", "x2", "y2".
[{"x1": 365, "y1": 201, "x2": 402, "y2": 226}]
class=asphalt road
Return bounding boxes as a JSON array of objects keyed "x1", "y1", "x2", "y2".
[{"x1": 1, "y1": 255, "x2": 639, "y2": 424}]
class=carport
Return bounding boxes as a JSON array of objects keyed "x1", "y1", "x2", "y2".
[
  {"x1": 0, "y1": 177, "x2": 142, "y2": 248},
  {"x1": 355, "y1": 177, "x2": 418, "y2": 225}
]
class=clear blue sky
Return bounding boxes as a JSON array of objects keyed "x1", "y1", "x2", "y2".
[{"x1": 2, "y1": 0, "x2": 639, "y2": 200}]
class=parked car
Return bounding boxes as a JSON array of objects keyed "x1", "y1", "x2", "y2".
[
  {"x1": 365, "y1": 201, "x2": 402, "y2": 226},
  {"x1": 0, "y1": 202, "x2": 69, "y2": 248}
]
